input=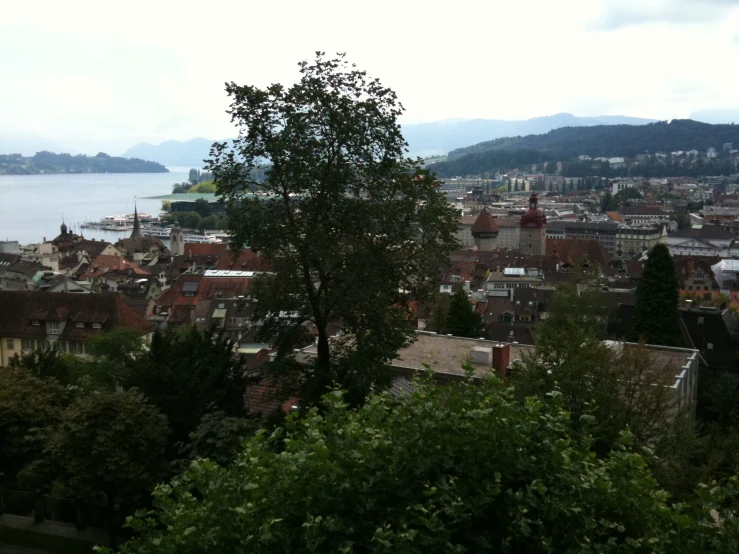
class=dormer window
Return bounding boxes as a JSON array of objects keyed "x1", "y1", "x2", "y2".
[
  {"x1": 47, "y1": 322, "x2": 60, "y2": 334},
  {"x1": 92, "y1": 323, "x2": 102, "y2": 329},
  {"x1": 31, "y1": 320, "x2": 41, "y2": 326},
  {"x1": 76, "y1": 322, "x2": 85, "y2": 328}
]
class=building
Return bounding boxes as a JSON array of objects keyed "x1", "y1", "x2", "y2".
[
  {"x1": 471, "y1": 208, "x2": 499, "y2": 252},
  {"x1": 711, "y1": 259, "x2": 739, "y2": 293},
  {"x1": 666, "y1": 226, "x2": 738, "y2": 257},
  {"x1": 546, "y1": 221, "x2": 619, "y2": 257},
  {"x1": 615, "y1": 225, "x2": 667, "y2": 260},
  {"x1": 519, "y1": 193, "x2": 547, "y2": 256},
  {"x1": 388, "y1": 332, "x2": 699, "y2": 419},
  {"x1": 707, "y1": 147, "x2": 717, "y2": 159},
  {"x1": 612, "y1": 181, "x2": 635, "y2": 195},
  {"x1": 618, "y1": 207, "x2": 671, "y2": 225},
  {"x1": 494, "y1": 218, "x2": 521, "y2": 250},
  {"x1": 0, "y1": 291, "x2": 155, "y2": 367}
]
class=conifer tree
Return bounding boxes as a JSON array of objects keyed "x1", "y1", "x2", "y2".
[
  {"x1": 445, "y1": 288, "x2": 484, "y2": 338},
  {"x1": 631, "y1": 244, "x2": 682, "y2": 346}
]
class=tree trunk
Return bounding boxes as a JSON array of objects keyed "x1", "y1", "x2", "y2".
[{"x1": 316, "y1": 323, "x2": 331, "y2": 377}]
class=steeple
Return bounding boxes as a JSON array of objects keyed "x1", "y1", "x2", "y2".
[
  {"x1": 60, "y1": 215, "x2": 68, "y2": 236},
  {"x1": 130, "y1": 202, "x2": 142, "y2": 239}
]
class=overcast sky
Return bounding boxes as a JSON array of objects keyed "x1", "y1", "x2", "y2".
[{"x1": 2, "y1": 0, "x2": 739, "y2": 154}]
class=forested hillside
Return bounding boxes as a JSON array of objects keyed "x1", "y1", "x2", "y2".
[
  {"x1": 447, "y1": 119, "x2": 739, "y2": 159},
  {"x1": 430, "y1": 120, "x2": 739, "y2": 178},
  {"x1": 0, "y1": 151, "x2": 168, "y2": 175}
]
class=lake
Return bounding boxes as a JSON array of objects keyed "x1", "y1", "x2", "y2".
[{"x1": 0, "y1": 168, "x2": 192, "y2": 245}]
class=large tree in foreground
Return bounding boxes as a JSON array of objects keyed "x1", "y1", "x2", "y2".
[
  {"x1": 631, "y1": 243, "x2": 682, "y2": 346},
  {"x1": 111, "y1": 378, "x2": 739, "y2": 554},
  {"x1": 209, "y1": 53, "x2": 459, "y2": 406}
]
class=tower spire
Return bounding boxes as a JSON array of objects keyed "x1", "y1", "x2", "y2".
[{"x1": 130, "y1": 201, "x2": 142, "y2": 239}]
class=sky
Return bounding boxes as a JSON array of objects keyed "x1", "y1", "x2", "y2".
[{"x1": 2, "y1": 0, "x2": 739, "y2": 155}]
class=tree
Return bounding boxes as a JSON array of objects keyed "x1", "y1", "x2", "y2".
[
  {"x1": 192, "y1": 198, "x2": 213, "y2": 218},
  {"x1": 507, "y1": 178, "x2": 512, "y2": 192},
  {"x1": 178, "y1": 411, "x2": 259, "y2": 468},
  {"x1": 0, "y1": 370, "x2": 69, "y2": 487},
  {"x1": 208, "y1": 53, "x2": 459, "y2": 407},
  {"x1": 631, "y1": 244, "x2": 682, "y2": 346},
  {"x1": 123, "y1": 326, "x2": 250, "y2": 449},
  {"x1": 9, "y1": 347, "x2": 75, "y2": 385},
  {"x1": 513, "y1": 178, "x2": 519, "y2": 192},
  {"x1": 188, "y1": 168, "x2": 200, "y2": 185},
  {"x1": 37, "y1": 389, "x2": 168, "y2": 548},
  {"x1": 444, "y1": 288, "x2": 484, "y2": 338},
  {"x1": 112, "y1": 379, "x2": 704, "y2": 554}
]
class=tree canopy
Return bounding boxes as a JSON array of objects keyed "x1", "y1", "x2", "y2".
[
  {"x1": 444, "y1": 288, "x2": 484, "y2": 338},
  {"x1": 208, "y1": 53, "x2": 459, "y2": 407},
  {"x1": 111, "y1": 378, "x2": 739, "y2": 554},
  {"x1": 631, "y1": 244, "x2": 682, "y2": 346}
]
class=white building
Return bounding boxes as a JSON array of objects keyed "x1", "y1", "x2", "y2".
[{"x1": 707, "y1": 147, "x2": 717, "y2": 159}]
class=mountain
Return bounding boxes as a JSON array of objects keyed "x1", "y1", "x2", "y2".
[
  {"x1": 401, "y1": 113, "x2": 657, "y2": 157},
  {"x1": 120, "y1": 114, "x2": 657, "y2": 166},
  {"x1": 0, "y1": 151, "x2": 168, "y2": 175},
  {"x1": 123, "y1": 138, "x2": 220, "y2": 168},
  {"x1": 431, "y1": 119, "x2": 739, "y2": 178}
]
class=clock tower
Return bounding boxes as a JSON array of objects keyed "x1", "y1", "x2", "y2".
[{"x1": 519, "y1": 193, "x2": 546, "y2": 256}]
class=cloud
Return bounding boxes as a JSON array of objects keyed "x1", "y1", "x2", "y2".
[{"x1": 592, "y1": 0, "x2": 739, "y2": 30}]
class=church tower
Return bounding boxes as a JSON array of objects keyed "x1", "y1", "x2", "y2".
[
  {"x1": 170, "y1": 221, "x2": 184, "y2": 256},
  {"x1": 519, "y1": 193, "x2": 546, "y2": 256},
  {"x1": 130, "y1": 203, "x2": 142, "y2": 239},
  {"x1": 471, "y1": 208, "x2": 499, "y2": 252}
]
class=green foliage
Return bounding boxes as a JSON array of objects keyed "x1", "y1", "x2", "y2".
[
  {"x1": 178, "y1": 411, "x2": 259, "y2": 468},
  {"x1": 164, "y1": 210, "x2": 201, "y2": 228},
  {"x1": 196, "y1": 214, "x2": 225, "y2": 231},
  {"x1": 123, "y1": 326, "x2": 249, "y2": 448},
  {"x1": 9, "y1": 347, "x2": 76, "y2": 385},
  {"x1": 0, "y1": 369, "x2": 70, "y2": 487},
  {"x1": 191, "y1": 198, "x2": 212, "y2": 217},
  {"x1": 187, "y1": 181, "x2": 217, "y2": 193},
  {"x1": 444, "y1": 288, "x2": 484, "y2": 338},
  {"x1": 115, "y1": 379, "x2": 695, "y2": 554},
  {"x1": 188, "y1": 168, "x2": 200, "y2": 185},
  {"x1": 171, "y1": 182, "x2": 191, "y2": 194},
  {"x1": 631, "y1": 244, "x2": 682, "y2": 346},
  {"x1": 36, "y1": 389, "x2": 168, "y2": 504},
  {"x1": 161, "y1": 200, "x2": 171, "y2": 212},
  {"x1": 0, "y1": 151, "x2": 167, "y2": 175},
  {"x1": 209, "y1": 53, "x2": 459, "y2": 408}
]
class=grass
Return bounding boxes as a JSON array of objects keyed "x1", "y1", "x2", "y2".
[{"x1": 0, "y1": 525, "x2": 96, "y2": 554}]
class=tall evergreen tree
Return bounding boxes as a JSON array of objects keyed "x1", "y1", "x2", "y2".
[
  {"x1": 631, "y1": 244, "x2": 682, "y2": 346},
  {"x1": 445, "y1": 288, "x2": 484, "y2": 338}
]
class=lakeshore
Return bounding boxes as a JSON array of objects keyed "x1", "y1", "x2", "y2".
[{"x1": 0, "y1": 168, "x2": 190, "y2": 245}]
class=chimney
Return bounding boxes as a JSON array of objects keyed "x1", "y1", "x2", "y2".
[
  {"x1": 492, "y1": 343, "x2": 511, "y2": 375},
  {"x1": 464, "y1": 280, "x2": 471, "y2": 293},
  {"x1": 477, "y1": 288, "x2": 485, "y2": 301}
]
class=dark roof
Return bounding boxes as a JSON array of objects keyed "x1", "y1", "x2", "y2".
[
  {"x1": 547, "y1": 238, "x2": 612, "y2": 266},
  {"x1": 0, "y1": 291, "x2": 155, "y2": 341},
  {"x1": 672, "y1": 226, "x2": 736, "y2": 241},
  {"x1": 0, "y1": 253, "x2": 20, "y2": 271},
  {"x1": 66, "y1": 239, "x2": 116, "y2": 258},
  {"x1": 547, "y1": 220, "x2": 619, "y2": 232},
  {"x1": 681, "y1": 309, "x2": 736, "y2": 371},
  {"x1": 619, "y1": 207, "x2": 667, "y2": 216},
  {"x1": 485, "y1": 324, "x2": 536, "y2": 345},
  {"x1": 115, "y1": 236, "x2": 169, "y2": 254},
  {"x1": 7, "y1": 260, "x2": 45, "y2": 278}
]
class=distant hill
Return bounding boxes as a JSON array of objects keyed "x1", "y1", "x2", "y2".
[
  {"x1": 0, "y1": 151, "x2": 168, "y2": 175},
  {"x1": 123, "y1": 138, "x2": 220, "y2": 168},
  {"x1": 431, "y1": 119, "x2": 739, "y2": 178},
  {"x1": 120, "y1": 113, "x2": 657, "y2": 166},
  {"x1": 402, "y1": 113, "x2": 656, "y2": 157}
]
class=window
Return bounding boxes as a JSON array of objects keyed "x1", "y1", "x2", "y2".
[
  {"x1": 92, "y1": 323, "x2": 102, "y2": 329},
  {"x1": 6, "y1": 339, "x2": 14, "y2": 351},
  {"x1": 707, "y1": 343, "x2": 714, "y2": 350},
  {"x1": 22, "y1": 339, "x2": 33, "y2": 351},
  {"x1": 47, "y1": 322, "x2": 60, "y2": 334},
  {"x1": 68, "y1": 342, "x2": 83, "y2": 354},
  {"x1": 75, "y1": 322, "x2": 85, "y2": 328},
  {"x1": 31, "y1": 320, "x2": 41, "y2": 326}
]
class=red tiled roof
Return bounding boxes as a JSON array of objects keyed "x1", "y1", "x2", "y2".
[
  {"x1": 546, "y1": 238, "x2": 611, "y2": 266},
  {"x1": 471, "y1": 209, "x2": 499, "y2": 234},
  {"x1": 0, "y1": 291, "x2": 155, "y2": 341},
  {"x1": 606, "y1": 211, "x2": 624, "y2": 222}
]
